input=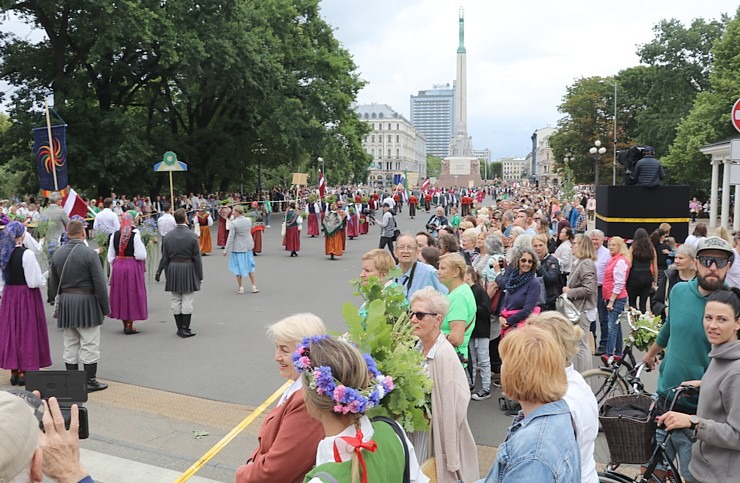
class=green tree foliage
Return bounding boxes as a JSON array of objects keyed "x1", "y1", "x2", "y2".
[
  {"x1": 426, "y1": 154, "x2": 441, "y2": 178},
  {"x1": 664, "y1": 8, "x2": 740, "y2": 194},
  {"x1": 0, "y1": 0, "x2": 369, "y2": 196},
  {"x1": 489, "y1": 161, "x2": 502, "y2": 179}
]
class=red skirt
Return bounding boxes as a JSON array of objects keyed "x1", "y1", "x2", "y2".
[
  {"x1": 252, "y1": 226, "x2": 264, "y2": 254},
  {"x1": 359, "y1": 215, "x2": 369, "y2": 235},
  {"x1": 346, "y1": 214, "x2": 359, "y2": 238},
  {"x1": 307, "y1": 213, "x2": 320, "y2": 236},
  {"x1": 283, "y1": 225, "x2": 301, "y2": 251},
  {"x1": 217, "y1": 217, "x2": 229, "y2": 246},
  {"x1": 325, "y1": 232, "x2": 343, "y2": 256}
]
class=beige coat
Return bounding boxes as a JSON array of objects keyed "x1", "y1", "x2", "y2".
[
  {"x1": 430, "y1": 337, "x2": 479, "y2": 482},
  {"x1": 566, "y1": 257, "x2": 598, "y2": 372}
]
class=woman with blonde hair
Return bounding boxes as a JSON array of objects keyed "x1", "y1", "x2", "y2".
[
  {"x1": 562, "y1": 234, "x2": 597, "y2": 372},
  {"x1": 603, "y1": 236, "x2": 631, "y2": 359},
  {"x1": 651, "y1": 244, "x2": 696, "y2": 319},
  {"x1": 437, "y1": 253, "x2": 477, "y2": 366},
  {"x1": 236, "y1": 313, "x2": 327, "y2": 482},
  {"x1": 296, "y1": 335, "x2": 427, "y2": 483},
  {"x1": 359, "y1": 248, "x2": 396, "y2": 286},
  {"x1": 528, "y1": 312, "x2": 599, "y2": 483},
  {"x1": 460, "y1": 228, "x2": 479, "y2": 266},
  {"x1": 483, "y1": 326, "x2": 580, "y2": 482}
]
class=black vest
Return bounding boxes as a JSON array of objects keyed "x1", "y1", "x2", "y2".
[
  {"x1": 112, "y1": 231, "x2": 136, "y2": 257},
  {"x1": 7, "y1": 246, "x2": 27, "y2": 286}
]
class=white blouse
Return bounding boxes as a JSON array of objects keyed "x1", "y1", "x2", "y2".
[
  {"x1": 21, "y1": 247, "x2": 47, "y2": 289},
  {"x1": 107, "y1": 230, "x2": 147, "y2": 264}
]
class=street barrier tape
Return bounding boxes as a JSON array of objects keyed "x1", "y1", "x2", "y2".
[
  {"x1": 595, "y1": 213, "x2": 689, "y2": 223},
  {"x1": 175, "y1": 380, "x2": 292, "y2": 482}
]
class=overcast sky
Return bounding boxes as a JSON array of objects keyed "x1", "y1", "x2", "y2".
[{"x1": 320, "y1": 0, "x2": 738, "y2": 159}]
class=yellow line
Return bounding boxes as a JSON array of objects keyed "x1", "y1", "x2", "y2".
[
  {"x1": 595, "y1": 213, "x2": 689, "y2": 223},
  {"x1": 175, "y1": 380, "x2": 292, "y2": 482}
]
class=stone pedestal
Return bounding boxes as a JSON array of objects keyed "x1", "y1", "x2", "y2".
[{"x1": 437, "y1": 156, "x2": 484, "y2": 188}]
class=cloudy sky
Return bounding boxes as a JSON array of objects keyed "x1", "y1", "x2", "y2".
[{"x1": 320, "y1": 0, "x2": 738, "y2": 159}]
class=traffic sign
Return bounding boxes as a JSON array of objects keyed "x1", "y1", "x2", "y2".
[{"x1": 733, "y1": 98, "x2": 740, "y2": 133}]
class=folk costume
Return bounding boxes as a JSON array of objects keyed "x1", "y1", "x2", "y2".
[
  {"x1": 408, "y1": 195, "x2": 418, "y2": 218},
  {"x1": 247, "y1": 204, "x2": 265, "y2": 255},
  {"x1": 156, "y1": 223, "x2": 203, "y2": 338},
  {"x1": 196, "y1": 207, "x2": 213, "y2": 255},
  {"x1": 283, "y1": 208, "x2": 301, "y2": 257},
  {"x1": 107, "y1": 214, "x2": 148, "y2": 335},
  {"x1": 0, "y1": 222, "x2": 51, "y2": 386},
  {"x1": 346, "y1": 205, "x2": 359, "y2": 239},
  {"x1": 359, "y1": 203, "x2": 370, "y2": 235},
  {"x1": 50, "y1": 237, "x2": 110, "y2": 391},
  {"x1": 337, "y1": 203, "x2": 348, "y2": 251},
  {"x1": 322, "y1": 209, "x2": 345, "y2": 260},
  {"x1": 217, "y1": 205, "x2": 231, "y2": 247},
  {"x1": 307, "y1": 201, "x2": 320, "y2": 237}
]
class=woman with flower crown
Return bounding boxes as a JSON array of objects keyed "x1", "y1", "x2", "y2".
[
  {"x1": 296, "y1": 335, "x2": 428, "y2": 483},
  {"x1": 235, "y1": 314, "x2": 327, "y2": 483}
]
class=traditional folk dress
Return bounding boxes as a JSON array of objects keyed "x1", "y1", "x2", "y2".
[
  {"x1": 108, "y1": 217, "x2": 148, "y2": 325},
  {"x1": 282, "y1": 209, "x2": 301, "y2": 254},
  {"x1": 339, "y1": 206, "x2": 348, "y2": 250},
  {"x1": 359, "y1": 203, "x2": 370, "y2": 235},
  {"x1": 217, "y1": 206, "x2": 231, "y2": 247},
  {"x1": 346, "y1": 207, "x2": 359, "y2": 239},
  {"x1": 408, "y1": 195, "x2": 418, "y2": 218},
  {"x1": 197, "y1": 211, "x2": 213, "y2": 254},
  {"x1": 307, "y1": 201, "x2": 320, "y2": 237},
  {"x1": 247, "y1": 208, "x2": 264, "y2": 254},
  {"x1": 322, "y1": 210, "x2": 345, "y2": 258},
  {"x1": 0, "y1": 245, "x2": 51, "y2": 373}
]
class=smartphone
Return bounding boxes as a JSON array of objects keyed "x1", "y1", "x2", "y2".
[{"x1": 25, "y1": 370, "x2": 90, "y2": 439}]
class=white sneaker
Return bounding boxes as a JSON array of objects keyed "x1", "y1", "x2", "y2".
[
  {"x1": 252, "y1": 285, "x2": 259, "y2": 293},
  {"x1": 266, "y1": 225, "x2": 271, "y2": 228},
  {"x1": 237, "y1": 287, "x2": 244, "y2": 294}
]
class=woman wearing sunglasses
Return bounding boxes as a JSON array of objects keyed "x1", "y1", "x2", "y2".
[{"x1": 495, "y1": 245, "x2": 541, "y2": 339}]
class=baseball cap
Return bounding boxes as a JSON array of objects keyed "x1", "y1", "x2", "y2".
[
  {"x1": 696, "y1": 236, "x2": 733, "y2": 257},
  {"x1": 644, "y1": 146, "x2": 654, "y2": 153},
  {"x1": 0, "y1": 391, "x2": 41, "y2": 481}
]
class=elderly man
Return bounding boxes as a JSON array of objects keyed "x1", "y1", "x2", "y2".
[
  {"x1": 0, "y1": 391, "x2": 93, "y2": 483},
  {"x1": 156, "y1": 208, "x2": 202, "y2": 338},
  {"x1": 393, "y1": 234, "x2": 448, "y2": 300},
  {"x1": 50, "y1": 220, "x2": 110, "y2": 392},
  {"x1": 590, "y1": 229, "x2": 611, "y2": 355}
]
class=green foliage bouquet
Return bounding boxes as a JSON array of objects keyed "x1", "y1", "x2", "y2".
[
  {"x1": 624, "y1": 308, "x2": 663, "y2": 352},
  {"x1": 341, "y1": 273, "x2": 432, "y2": 432}
]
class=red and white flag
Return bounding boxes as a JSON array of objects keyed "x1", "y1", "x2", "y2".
[
  {"x1": 318, "y1": 169, "x2": 326, "y2": 199},
  {"x1": 421, "y1": 177, "x2": 430, "y2": 194},
  {"x1": 62, "y1": 188, "x2": 89, "y2": 219}
]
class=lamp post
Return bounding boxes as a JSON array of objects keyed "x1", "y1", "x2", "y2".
[
  {"x1": 589, "y1": 140, "x2": 606, "y2": 186},
  {"x1": 254, "y1": 145, "x2": 266, "y2": 201},
  {"x1": 564, "y1": 151, "x2": 575, "y2": 187}
]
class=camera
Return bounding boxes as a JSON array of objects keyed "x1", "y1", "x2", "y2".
[{"x1": 25, "y1": 370, "x2": 90, "y2": 439}]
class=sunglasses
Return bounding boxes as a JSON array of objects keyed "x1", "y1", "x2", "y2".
[
  {"x1": 697, "y1": 255, "x2": 730, "y2": 269},
  {"x1": 409, "y1": 311, "x2": 438, "y2": 320},
  {"x1": 519, "y1": 258, "x2": 534, "y2": 264}
]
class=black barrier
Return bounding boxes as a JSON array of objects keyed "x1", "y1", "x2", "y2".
[{"x1": 595, "y1": 185, "x2": 690, "y2": 241}]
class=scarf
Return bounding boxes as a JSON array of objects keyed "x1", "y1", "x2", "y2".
[
  {"x1": 0, "y1": 221, "x2": 25, "y2": 272},
  {"x1": 505, "y1": 268, "x2": 535, "y2": 292},
  {"x1": 118, "y1": 213, "x2": 134, "y2": 257}
]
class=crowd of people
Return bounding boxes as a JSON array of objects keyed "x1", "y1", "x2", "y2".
[{"x1": 1, "y1": 181, "x2": 740, "y2": 482}]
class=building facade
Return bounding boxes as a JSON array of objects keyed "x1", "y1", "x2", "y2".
[
  {"x1": 410, "y1": 84, "x2": 456, "y2": 158},
  {"x1": 355, "y1": 103, "x2": 427, "y2": 189},
  {"x1": 500, "y1": 156, "x2": 528, "y2": 181},
  {"x1": 473, "y1": 148, "x2": 491, "y2": 180},
  {"x1": 531, "y1": 127, "x2": 557, "y2": 186}
]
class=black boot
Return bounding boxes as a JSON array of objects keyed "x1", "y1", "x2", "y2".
[
  {"x1": 180, "y1": 314, "x2": 196, "y2": 338},
  {"x1": 65, "y1": 363, "x2": 79, "y2": 371},
  {"x1": 175, "y1": 314, "x2": 186, "y2": 337},
  {"x1": 84, "y1": 363, "x2": 108, "y2": 392}
]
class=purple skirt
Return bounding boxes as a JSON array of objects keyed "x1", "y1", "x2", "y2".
[
  {"x1": 109, "y1": 257, "x2": 148, "y2": 321},
  {"x1": 0, "y1": 285, "x2": 52, "y2": 371}
]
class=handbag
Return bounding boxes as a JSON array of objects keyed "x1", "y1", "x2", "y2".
[
  {"x1": 52, "y1": 244, "x2": 80, "y2": 319},
  {"x1": 280, "y1": 221, "x2": 287, "y2": 236},
  {"x1": 556, "y1": 293, "x2": 582, "y2": 324},
  {"x1": 535, "y1": 275, "x2": 547, "y2": 306}
]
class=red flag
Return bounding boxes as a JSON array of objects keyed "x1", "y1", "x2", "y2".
[
  {"x1": 62, "y1": 187, "x2": 89, "y2": 219},
  {"x1": 318, "y1": 169, "x2": 326, "y2": 199},
  {"x1": 421, "y1": 177, "x2": 430, "y2": 194}
]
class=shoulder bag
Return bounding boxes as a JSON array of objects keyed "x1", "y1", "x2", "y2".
[
  {"x1": 556, "y1": 293, "x2": 583, "y2": 324},
  {"x1": 52, "y1": 244, "x2": 80, "y2": 318}
]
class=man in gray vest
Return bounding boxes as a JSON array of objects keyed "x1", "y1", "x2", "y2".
[
  {"x1": 156, "y1": 208, "x2": 203, "y2": 338},
  {"x1": 50, "y1": 220, "x2": 110, "y2": 392}
]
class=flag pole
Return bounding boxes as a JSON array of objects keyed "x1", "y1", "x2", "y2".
[
  {"x1": 44, "y1": 100, "x2": 59, "y2": 191},
  {"x1": 169, "y1": 171, "x2": 175, "y2": 208}
]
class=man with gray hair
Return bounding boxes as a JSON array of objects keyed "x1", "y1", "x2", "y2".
[
  {"x1": 0, "y1": 390, "x2": 93, "y2": 482},
  {"x1": 590, "y1": 229, "x2": 611, "y2": 355}
]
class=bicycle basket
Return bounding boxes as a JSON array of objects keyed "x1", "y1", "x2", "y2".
[{"x1": 599, "y1": 394, "x2": 656, "y2": 465}]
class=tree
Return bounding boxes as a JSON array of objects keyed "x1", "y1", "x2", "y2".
[
  {"x1": 489, "y1": 161, "x2": 502, "y2": 179},
  {"x1": 664, "y1": 8, "x2": 740, "y2": 194},
  {"x1": 426, "y1": 154, "x2": 441, "y2": 178}
]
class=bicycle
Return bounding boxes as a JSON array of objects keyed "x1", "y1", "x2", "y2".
[
  {"x1": 598, "y1": 385, "x2": 699, "y2": 482},
  {"x1": 581, "y1": 310, "x2": 660, "y2": 407}
]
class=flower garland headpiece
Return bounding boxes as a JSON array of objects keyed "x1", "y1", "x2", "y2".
[{"x1": 292, "y1": 335, "x2": 394, "y2": 415}]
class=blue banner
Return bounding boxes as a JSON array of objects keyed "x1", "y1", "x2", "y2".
[{"x1": 33, "y1": 125, "x2": 68, "y2": 194}]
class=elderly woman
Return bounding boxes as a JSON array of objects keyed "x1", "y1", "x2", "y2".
[
  {"x1": 282, "y1": 202, "x2": 301, "y2": 257},
  {"x1": 0, "y1": 222, "x2": 50, "y2": 386},
  {"x1": 409, "y1": 287, "x2": 479, "y2": 482},
  {"x1": 437, "y1": 253, "x2": 477, "y2": 366},
  {"x1": 437, "y1": 233, "x2": 459, "y2": 256},
  {"x1": 478, "y1": 234, "x2": 505, "y2": 287},
  {"x1": 359, "y1": 248, "x2": 396, "y2": 286},
  {"x1": 554, "y1": 226, "x2": 575, "y2": 280},
  {"x1": 528, "y1": 312, "x2": 599, "y2": 483},
  {"x1": 562, "y1": 234, "x2": 598, "y2": 372},
  {"x1": 534, "y1": 233, "x2": 563, "y2": 311},
  {"x1": 235, "y1": 313, "x2": 327, "y2": 483},
  {"x1": 483, "y1": 326, "x2": 580, "y2": 482},
  {"x1": 651, "y1": 244, "x2": 697, "y2": 319},
  {"x1": 495, "y1": 245, "x2": 541, "y2": 338},
  {"x1": 297, "y1": 335, "x2": 427, "y2": 483},
  {"x1": 459, "y1": 228, "x2": 479, "y2": 266}
]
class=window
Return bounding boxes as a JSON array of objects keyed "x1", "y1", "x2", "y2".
[
  {"x1": 379, "y1": 112, "x2": 384, "y2": 119},
  {"x1": 378, "y1": 163, "x2": 382, "y2": 170},
  {"x1": 396, "y1": 135, "x2": 400, "y2": 143},
  {"x1": 387, "y1": 149, "x2": 391, "y2": 158},
  {"x1": 387, "y1": 135, "x2": 391, "y2": 142},
  {"x1": 396, "y1": 148, "x2": 400, "y2": 159},
  {"x1": 388, "y1": 123, "x2": 391, "y2": 130},
  {"x1": 371, "y1": 135, "x2": 375, "y2": 142},
  {"x1": 386, "y1": 162, "x2": 392, "y2": 170},
  {"x1": 371, "y1": 123, "x2": 375, "y2": 130},
  {"x1": 370, "y1": 148, "x2": 375, "y2": 156},
  {"x1": 396, "y1": 162, "x2": 400, "y2": 170},
  {"x1": 378, "y1": 151, "x2": 382, "y2": 159},
  {"x1": 396, "y1": 123, "x2": 400, "y2": 130}
]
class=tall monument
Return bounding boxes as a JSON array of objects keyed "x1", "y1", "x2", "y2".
[{"x1": 438, "y1": 8, "x2": 482, "y2": 188}]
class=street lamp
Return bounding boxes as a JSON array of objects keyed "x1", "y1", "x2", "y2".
[
  {"x1": 589, "y1": 140, "x2": 606, "y2": 186},
  {"x1": 254, "y1": 145, "x2": 267, "y2": 201},
  {"x1": 564, "y1": 151, "x2": 575, "y2": 186}
]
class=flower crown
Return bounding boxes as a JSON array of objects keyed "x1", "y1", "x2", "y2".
[{"x1": 292, "y1": 335, "x2": 394, "y2": 415}]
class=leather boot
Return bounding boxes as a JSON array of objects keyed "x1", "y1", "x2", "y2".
[
  {"x1": 180, "y1": 314, "x2": 196, "y2": 338},
  {"x1": 65, "y1": 363, "x2": 79, "y2": 371},
  {"x1": 84, "y1": 363, "x2": 108, "y2": 392},
  {"x1": 175, "y1": 314, "x2": 186, "y2": 337}
]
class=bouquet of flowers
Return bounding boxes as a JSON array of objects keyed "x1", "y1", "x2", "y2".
[
  {"x1": 307, "y1": 193, "x2": 318, "y2": 203},
  {"x1": 341, "y1": 272, "x2": 432, "y2": 432},
  {"x1": 624, "y1": 308, "x2": 662, "y2": 352}
]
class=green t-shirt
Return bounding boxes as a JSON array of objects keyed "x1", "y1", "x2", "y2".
[
  {"x1": 442, "y1": 283, "x2": 477, "y2": 361},
  {"x1": 450, "y1": 214, "x2": 461, "y2": 229}
]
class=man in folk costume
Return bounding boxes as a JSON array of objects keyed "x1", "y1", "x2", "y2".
[
  {"x1": 408, "y1": 193, "x2": 418, "y2": 219},
  {"x1": 307, "y1": 195, "x2": 320, "y2": 237},
  {"x1": 322, "y1": 203, "x2": 345, "y2": 260},
  {"x1": 107, "y1": 213, "x2": 147, "y2": 335},
  {"x1": 247, "y1": 201, "x2": 265, "y2": 255},
  {"x1": 196, "y1": 202, "x2": 213, "y2": 255},
  {"x1": 216, "y1": 203, "x2": 231, "y2": 248},
  {"x1": 50, "y1": 220, "x2": 110, "y2": 392},
  {"x1": 155, "y1": 208, "x2": 202, "y2": 338}
]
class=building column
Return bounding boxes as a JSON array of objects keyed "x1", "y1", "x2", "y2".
[
  {"x1": 710, "y1": 159, "x2": 720, "y2": 229},
  {"x1": 722, "y1": 159, "x2": 731, "y2": 229},
  {"x1": 734, "y1": 184, "x2": 740, "y2": 232}
]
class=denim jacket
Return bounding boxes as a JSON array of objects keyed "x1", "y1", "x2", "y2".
[{"x1": 483, "y1": 399, "x2": 580, "y2": 482}]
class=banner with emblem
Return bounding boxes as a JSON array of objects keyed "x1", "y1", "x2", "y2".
[{"x1": 33, "y1": 124, "x2": 69, "y2": 196}]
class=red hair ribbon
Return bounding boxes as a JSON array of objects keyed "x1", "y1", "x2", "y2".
[{"x1": 332, "y1": 429, "x2": 377, "y2": 483}]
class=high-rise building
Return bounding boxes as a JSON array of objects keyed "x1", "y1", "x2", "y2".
[
  {"x1": 355, "y1": 103, "x2": 427, "y2": 189},
  {"x1": 410, "y1": 84, "x2": 455, "y2": 158}
]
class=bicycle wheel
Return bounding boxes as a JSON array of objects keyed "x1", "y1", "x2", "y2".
[
  {"x1": 581, "y1": 368, "x2": 629, "y2": 407},
  {"x1": 597, "y1": 471, "x2": 633, "y2": 483}
]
